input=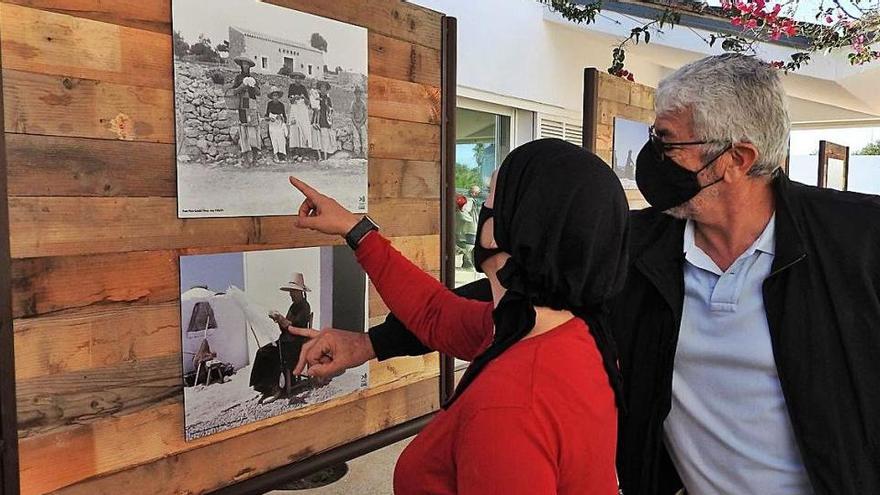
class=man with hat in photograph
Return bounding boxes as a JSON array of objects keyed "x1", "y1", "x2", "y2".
[
  {"x1": 287, "y1": 71, "x2": 312, "y2": 162},
  {"x1": 231, "y1": 55, "x2": 262, "y2": 166},
  {"x1": 269, "y1": 272, "x2": 312, "y2": 398}
]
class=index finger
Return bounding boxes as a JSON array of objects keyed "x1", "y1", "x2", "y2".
[
  {"x1": 289, "y1": 176, "x2": 320, "y2": 201},
  {"x1": 288, "y1": 326, "x2": 321, "y2": 338}
]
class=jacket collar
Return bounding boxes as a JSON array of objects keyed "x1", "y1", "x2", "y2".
[
  {"x1": 633, "y1": 173, "x2": 807, "y2": 300},
  {"x1": 769, "y1": 174, "x2": 808, "y2": 272}
]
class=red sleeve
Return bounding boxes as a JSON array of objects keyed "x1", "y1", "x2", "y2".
[
  {"x1": 455, "y1": 408, "x2": 558, "y2": 495},
  {"x1": 356, "y1": 232, "x2": 494, "y2": 361}
]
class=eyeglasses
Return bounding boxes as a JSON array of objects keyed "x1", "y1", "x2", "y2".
[{"x1": 649, "y1": 125, "x2": 727, "y2": 158}]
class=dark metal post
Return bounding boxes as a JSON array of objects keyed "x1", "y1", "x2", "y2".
[
  {"x1": 582, "y1": 68, "x2": 599, "y2": 153},
  {"x1": 439, "y1": 16, "x2": 458, "y2": 404}
]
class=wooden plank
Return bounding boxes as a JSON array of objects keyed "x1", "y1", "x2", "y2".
[
  {"x1": 629, "y1": 83, "x2": 655, "y2": 111},
  {"x1": 597, "y1": 73, "x2": 631, "y2": 105},
  {"x1": 5, "y1": 134, "x2": 176, "y2": 197},
  {"x1": 2, "y1": 69, "x2": 174, "y2": 142},
  {"x1": 369, "y1": 158, "x2": 440, "y2": 200},
  {"x1": 0, "y1": 6, "x2": 440, "y2": 92},
  {"x1": 266, "y1": 0, "x2": 442, "y2": 50},
  {"x1": 16, "y1": 354, "x2": 181, "y2": 438},
  {"x1": 369, "y1": 75, "x2": 440, "y2": 125},
  {"x1": 369, "y1": 353, "x2": 438, "y2": 393},
  {"x1": 0, "y1": 0, "x2": 171, "y2": 34},
  {"x1": 8, "y1": 196, "x2": 439, "y2": 258},
  {"x1": 370, "y1": 117, "x2": 440, "y2": 162},
  {"x1": 18, "y1": 375, "x2": 438, "y2": 494},
  {"x1": 369, "y1": 31, "x2": 441, "y2": 87},
  {"x1": 6, "y1": 134, "x2": 440, "y2": 199},
  {"x1": 3, "y1": 68, "x2": 441, "y2": 152},
  {"x1": 10, "y1": 250, "x2": 178, "y2": 318},
  {"x1": 12, "y1": 233, "x2": 439, "y2": 317},
  {"x1": 13, "y1": 302, "x2": 179, "y2": 380},
  {"x1": 0, "y1": 3, "x2": 172, "y2": 90}
]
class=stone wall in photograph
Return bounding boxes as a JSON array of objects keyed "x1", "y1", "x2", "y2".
[{"x1": 174, "y1": 62, "x2": 240, "y2": 164}]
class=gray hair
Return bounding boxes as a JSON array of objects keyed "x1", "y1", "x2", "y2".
[{"x1": 655, "y1": 53, "x2": 790, "y2": 177}]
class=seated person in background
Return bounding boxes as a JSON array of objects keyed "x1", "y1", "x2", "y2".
[{"x1": 286, "y1": 137, "x2": 629, "y2": 494}]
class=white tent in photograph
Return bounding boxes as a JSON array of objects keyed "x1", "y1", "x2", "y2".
[{"x1": 181, "y1": 287, "x2": 259, "y2": 376}]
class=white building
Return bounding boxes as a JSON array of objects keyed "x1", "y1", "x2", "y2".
[
  {"x1": 228, "y1": 26, "x2": 325, "y2": 77},
  {"x1": 414, "y1": 0, "x2": 880, "y2": 188}
]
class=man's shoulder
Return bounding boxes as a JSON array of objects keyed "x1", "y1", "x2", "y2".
[
  {"x1": 627, "y1": 207, "x2": 681, "y2": 253},
  {"x1": 786, "y1": 180, "x2": 880, "y2": 229}
]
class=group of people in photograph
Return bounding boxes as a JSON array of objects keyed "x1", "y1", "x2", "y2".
[{"x1": 231, "y1": 55, "x2": 367, "y2": 166}]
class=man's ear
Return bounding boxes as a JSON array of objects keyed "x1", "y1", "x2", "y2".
[{"x1": 726, "y1": 142, "x2": 759, "y2": 180}]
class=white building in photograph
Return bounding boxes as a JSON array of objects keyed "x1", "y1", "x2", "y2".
[{"x1": 228, "y1": 26, "x2": 326, "y2": 77}]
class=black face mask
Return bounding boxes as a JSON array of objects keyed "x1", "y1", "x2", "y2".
[
  {"x1": 635, "y1": 141, "x2": 732, "y2": 211},
  {"x1": 473, "y1": 204, "x2": 504, "y2": 272}
]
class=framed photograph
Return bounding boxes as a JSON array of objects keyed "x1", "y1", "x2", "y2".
[
  {"x1": 612, "y1": 117, "x2": 650, "y2": 190},
  {"x1": 179, "y1": 246, "x2": 369, "y2": 441},
  {"x1": 818, "y1": 140, "x2": 849, "y2": 191},
  {"x1": 172, "y1": 0, "x2": 369, "y2": 217}
]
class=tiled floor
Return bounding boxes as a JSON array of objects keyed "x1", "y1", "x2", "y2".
[{"x1": 266, "y1": 437, "x2": 412, "y2": 495}]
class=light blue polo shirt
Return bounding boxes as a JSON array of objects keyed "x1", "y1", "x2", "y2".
[{"x1": 663, "y1": 214, "x2": 813, "y2": 494}]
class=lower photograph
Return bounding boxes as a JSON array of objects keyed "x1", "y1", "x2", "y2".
[{"x1": 178, "y1": 245, "x2": 369, "y2": 441}]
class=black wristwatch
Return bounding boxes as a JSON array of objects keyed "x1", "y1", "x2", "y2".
[{"x1": 345, "y1": 216, "x2": 379, "y2": 250}]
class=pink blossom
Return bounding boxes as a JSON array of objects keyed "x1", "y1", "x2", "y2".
[{"x1": 746, "y1": 18, "x2": 759, "y2": 28}]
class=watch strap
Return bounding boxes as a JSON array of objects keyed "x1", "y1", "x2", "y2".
[{"x1": 345, "y1": 216, "x2": 379, "y2": 250}]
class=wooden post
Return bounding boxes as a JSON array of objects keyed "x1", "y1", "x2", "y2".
[{"x1": 0, "y1": 36, "x2": 21, "y2": 495}]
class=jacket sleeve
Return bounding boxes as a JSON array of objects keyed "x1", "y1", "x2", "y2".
[
  {"x1": 356, "y1": 232, "x2": 494, "y2": 361},
  {"x1": 368, "y1": 278, "x2": 493, "y2": 360},
  {"x1": 456, "y1": 408, "x2": 558, "y2": 495}
]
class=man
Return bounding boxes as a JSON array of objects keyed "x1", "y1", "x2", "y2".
[
  {"x1": 292, "y1": 54, "x2": 880, "y2": 494},
  {"x1": 350, "y1": 85, "x2": 368, "y2": 157},
  {"x1": 231, "y1": 55, "x2": 261, "y2": 166}
]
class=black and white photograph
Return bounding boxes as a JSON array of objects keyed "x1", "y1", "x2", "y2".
[
  {"x1": 612, "y1": 117, "x2": 650, "y2": 190},
  {"x1": 172, "y1": 0, "x2": 369, "y2": 218},
  {"x1": 179, "y1": 246, "x2": 369, "y2": 441}
]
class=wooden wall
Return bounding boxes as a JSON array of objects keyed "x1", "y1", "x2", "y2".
[
  {"x1": 0, "y1": 0, "x2": 446, "y2": 493},
  {"x1": 586, "y1": 69, "x2": 655, "y2": 210}
]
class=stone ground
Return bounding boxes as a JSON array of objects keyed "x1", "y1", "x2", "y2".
[
  {"x1": 184, "y1": 363, "x2": 368, "y2": 441},
  {"x1": 178, "y1": 156, "x2": 367, "y2": 218}
]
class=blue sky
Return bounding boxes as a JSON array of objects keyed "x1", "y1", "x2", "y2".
[{"x1": 180, "y1": 252, "x2": 245, "y2": 293}]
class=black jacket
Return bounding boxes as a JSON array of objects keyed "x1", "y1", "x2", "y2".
[{"x1": 368, "y1": 176, "x2": 880, "y2": 494}]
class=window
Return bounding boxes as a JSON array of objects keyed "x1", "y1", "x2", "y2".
[
  {"x1": 187, "y1": 302, "x2": 217, "y2": 333},
  {"x1": 261, "y1": 56, "x2": 268, "y2": 70},
  {"x1": 538, "y1": 115, "x2": 583, "y2": 146},
  {"x1": 308, "y1": 64, "x2": 313, "y2": 75},
  {"x1": 453, "y1": 107, "x2": 511, "y2": 288}
]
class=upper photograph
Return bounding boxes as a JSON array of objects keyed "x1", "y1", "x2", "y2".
[{"x1": 172, "y1": 0, "x2": 369, "y2": 218}]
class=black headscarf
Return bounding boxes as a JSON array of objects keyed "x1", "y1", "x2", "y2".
[{"x1": 446, "y1": 138, "x2": 630, "y2": 409}]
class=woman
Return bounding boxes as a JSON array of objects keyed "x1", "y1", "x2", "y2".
[
  {"x1": 287, "y1": 72, "x2": 311, "y2": 162},
  {"x1": 288, "y1": 138, "x2": 629, "y2": 494}
]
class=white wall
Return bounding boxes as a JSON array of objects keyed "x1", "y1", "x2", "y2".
[{"x1": 414, "y1": 0, "x2": 880, "y2": 123}]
